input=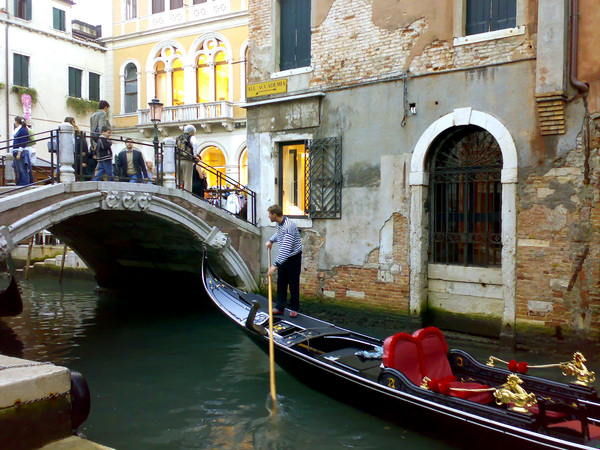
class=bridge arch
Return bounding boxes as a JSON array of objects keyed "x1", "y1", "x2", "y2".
[{"x1": 0, "y1": 183, "x2": 259, "y2": 292}]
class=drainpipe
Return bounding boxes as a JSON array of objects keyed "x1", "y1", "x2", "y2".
[
  {"x1": 569, "y1": 0, "x2": 589, "y2": 94},
  {"x1": 5, "y1": 0, "x2": 9, "y2": 145}
]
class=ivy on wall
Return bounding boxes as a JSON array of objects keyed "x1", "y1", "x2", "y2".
[
  {"x1": 66, "y1": 97, "x2": 98, "y2": 117},
  {"x1": 11, "y1": 85, "x2": 38, "y2": 104}
]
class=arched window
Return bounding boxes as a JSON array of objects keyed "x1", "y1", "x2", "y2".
[
  {"x1": 151, "y1": 45, "x2": 184, "y2": 106},
  {"x1": 200, "y1": 146, "x2": 226, "y2": 187},
  {"x1": 429, "y1": 125, "x2": 503, "y2": 267},
  {"x1": 239, "y1": 147, "x2": 248, "y2": 185},
  {"x1": 194, "y1": 37, "x2": 230, "y2": 103},
  {"x1": 124, "y1": 63, "x2": 138, "y2": 113},
  {"x1": 154, "y1": 61, "x2": 167, "y2": 102},
  {"x1": 172, "y1": 58, "x2": 184, "y2": 105}
]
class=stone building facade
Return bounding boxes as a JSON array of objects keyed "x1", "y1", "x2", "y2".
[{"x1": 245, "y1": 0, "x2": 600, "y2": 342}]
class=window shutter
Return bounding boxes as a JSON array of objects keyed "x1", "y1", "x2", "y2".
[
  {"x1": 466, "y1": 0, "x2": 490, "y2": 35},
  {"x1": 152, "y1": 0, "x2": 165, "y2": 14},
  {"x1": 69, "y1": 67, "x2": 82, "y2": 98},
  {"x1": 13, "y1": 54, "x2": 28, "y2": 87},
  {"x1": 25, "y1": 0, "x2": 31, "y2": 20},
  {"x1": 89, "y1": 73, "x2": 100, "y2": 102},
  {"x1": 279, "y1": 0, "x2": 296, "y2": 71},
  {"x1": 295, "y1": 0, "x2": 311, "y2": 68},
  {"x1": 491, "y1": 0, "x2": 516, "y2": 31},
  {"x1": 307, "y1": 137, "x2": 342, "y2": 219}
]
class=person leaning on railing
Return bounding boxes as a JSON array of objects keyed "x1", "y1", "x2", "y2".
[{"x1": 12, "y1": 116, "x2": 32, "y2": 186}]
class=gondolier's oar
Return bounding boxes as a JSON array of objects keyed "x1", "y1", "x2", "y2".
[{"x1": 267, "y1": 248, "x2": 278, "y2": 418}]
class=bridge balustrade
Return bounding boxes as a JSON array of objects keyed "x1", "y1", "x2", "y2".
[{"x1": 0, "y1": 122, "x2": 257, "y2": 225}]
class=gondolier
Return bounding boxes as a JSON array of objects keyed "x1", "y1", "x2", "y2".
[{"x1": 266, "y1": 204, "x2": 302, "y2": 318}]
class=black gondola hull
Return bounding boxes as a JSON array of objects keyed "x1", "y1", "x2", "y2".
[{"x1": 202, "y1": 256, "x2": 599, "y2": 450}]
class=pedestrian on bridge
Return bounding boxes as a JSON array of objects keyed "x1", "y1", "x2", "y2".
[
  {"x1": 266, "y1": 204, "x2": 303, "y2": 318},
  {"x1": 116, "y1": 138, "x2": 148, "y2": 182},
  {"x1": 12, "y1": 116, "x2": 32, "y2": 186},
  {"x1": 92, "y1": 126, "x2": 115, "y2": 181}
]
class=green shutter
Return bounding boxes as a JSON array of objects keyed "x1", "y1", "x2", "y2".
[
  {"x1": 13, "y1": 54, "x2": 29, "y2": 87},
  {"x1": 295, "y1": 0, "x2": 311, "y2": 68},
  {"x1": 69, "y1": 67, "x2": 82, "y2": 98},
  {"x1": 89, "y1": 73, "x2": 100, "y2": 102},
  {"x1": 279, "y1": 0, "x2": 296, "y2": 70},
  {"x1": 491, "y1": 0, "x2": 516, "y2": 31}
]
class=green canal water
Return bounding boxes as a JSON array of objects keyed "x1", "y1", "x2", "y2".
[{"x1": 1, "y1": 274, "x2": 598, "y2": 449}]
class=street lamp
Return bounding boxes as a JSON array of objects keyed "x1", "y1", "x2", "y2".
[{"x1": 148, "y1": 97, "x2": 163, "y2": 184}]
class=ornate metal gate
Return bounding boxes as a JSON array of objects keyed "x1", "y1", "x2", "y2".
[{"x1": 429, "y1": 126, "x2": 502, "y2": 267}]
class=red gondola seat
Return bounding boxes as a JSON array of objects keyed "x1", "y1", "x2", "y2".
[
  {"x1": 538, "y1": 399, "x2": 600, "y2": 440},
  {"x1": 382, "y1": 332, "x2": 423, "y2": 385},
  {"x1": 412, "y1": 327, "x2": 493, "y2": 404}
]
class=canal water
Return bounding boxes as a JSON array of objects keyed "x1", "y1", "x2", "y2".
[{"x1": 1, "y1": 274, "x2": 598, "y2": 449}]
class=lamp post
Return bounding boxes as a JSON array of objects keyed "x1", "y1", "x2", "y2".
[{"x1": 149, "y1": 97, "x2": 163, "y2": 184}]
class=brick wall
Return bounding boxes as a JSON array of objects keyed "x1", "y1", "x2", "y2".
[
  {"x1": 300, "y1": 213, "x2": 410, "y2": 314},
  {"x1": 515, "y1": 116, "x2": 600, "y2": 338}
]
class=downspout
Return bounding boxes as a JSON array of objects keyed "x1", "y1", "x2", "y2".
[
  {"x1": 569, "y1": 0, "x2": 589, "y2": 94},
  {"x1": 5, "y1": 0, "x2": 9, "y2": 145}
]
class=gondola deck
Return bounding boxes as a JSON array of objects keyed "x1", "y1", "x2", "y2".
[{"x1": 203, "y1": 256, "x2": 600, "y2": 449}]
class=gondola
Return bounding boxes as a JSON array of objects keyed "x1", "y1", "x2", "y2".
[{"x1": 202, "y1": 256, "x2": 600, "y2": 449}]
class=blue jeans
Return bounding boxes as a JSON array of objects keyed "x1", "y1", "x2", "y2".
[
  {"x1": 127, "y1": 174, "x2": 139, "y2": 183},
  {"x1": 13, "y1": 150, "x2": 32, "y2": 186},
  {"x1": 92, "y1": 160, "x2": 115, "y2": 181}
]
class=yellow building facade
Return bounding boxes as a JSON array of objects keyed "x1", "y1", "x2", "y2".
[{"x1": 106, "y1": 0, "x2": 249, "y2": 186}]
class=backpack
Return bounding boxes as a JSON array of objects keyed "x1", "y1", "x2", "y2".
[
  {"x1": 27, "y1": 127, "x2": 36, "y2": 146},
  {"x1": 176, "y1": 134, "x2": 193, "y2": 160}
]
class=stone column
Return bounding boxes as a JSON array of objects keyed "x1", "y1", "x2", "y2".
[
  {"x1": 409, "y1": 175, "x2": 429, "y2": 325},
  {"x1": 162, "y1": 137, "x2": 176, "y2": 189},
  {"x1": 59, "y1": 122, "x2": 75, "y2": 183},
  {"x1": 4, "y1": 153, "x2": 16, "y2": 185}
]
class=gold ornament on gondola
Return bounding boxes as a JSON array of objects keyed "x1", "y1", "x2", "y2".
[
  {"x1": 493, "y1": 374, "x2": 537, "y2": 413},
  {"x1": 559, "y1": 352, "x2": 596, "y2": 386},
  {"x1": 486, "y1": 351, "x2": 596, "y2": 387}
]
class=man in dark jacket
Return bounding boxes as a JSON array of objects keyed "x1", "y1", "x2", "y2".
[{"x1": 116, "y1": 138, "x2": 148, "y2": 182}]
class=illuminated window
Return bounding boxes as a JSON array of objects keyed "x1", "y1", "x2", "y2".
[
  {"x1": 154, "y1": 61, "x2": 167, "y2": 102},
  {"x1": 200, "y1": 146, "x2": 226, "y2": 187},
  {"x1": 194, "y1": 37, "x2": 230, "y2": 103},
  {"x1": 151, "y1": 45, "x2": 184, "y2": 106},
  {"x1": 279, "y1": 142, "x2": 307, "y2": 217},
  {"x1": 239, "y1": 147, "x2": 248, "y2": 186},
  {"x1": 172, "y1": 58, "x2": 184, "y2": 105}
]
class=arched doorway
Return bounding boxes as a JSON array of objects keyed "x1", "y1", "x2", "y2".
[
  {"x1": 429, "y1": 126, "x2": 503, "y2": 267},
  {"x1": 409, "y1": 108, "x2": 518, "y2": 341},
  {"x1": 239, "y1": 147, "x2": 248, "y2": 186},
  {"x1": 200, "y1": 145, "x2": 226, "y2": 188}
]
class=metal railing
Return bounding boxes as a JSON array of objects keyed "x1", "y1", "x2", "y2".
[
  {"x1": 1, "y1": 127, "x2": 258, "y2": 226},
  {"x1": 0, "y1": 129, "x2": 60, "y2": 196},
  {"x1": 175, "y1": 146, "x2": 256, "y2": 225}
]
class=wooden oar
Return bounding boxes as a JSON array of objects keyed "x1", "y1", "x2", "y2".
[{"x1": 267, "y1": 248, "x2": 278, "y2": 418}]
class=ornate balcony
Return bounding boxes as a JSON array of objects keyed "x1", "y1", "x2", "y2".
[{"x1": 138, "y1": 101, "x2": 238, "y2": 134}]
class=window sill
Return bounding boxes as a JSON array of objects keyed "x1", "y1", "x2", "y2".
[
  {"x1": 271, "y1": 66, "x2": 313, "y2": 79},
  {"x1": 453, "y1": 25, "x2": 525, "y2": 46}
]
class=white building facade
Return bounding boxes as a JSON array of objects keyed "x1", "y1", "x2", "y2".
[{"x1": 0, "y1": 0, "x2": 107, "y2": 161}]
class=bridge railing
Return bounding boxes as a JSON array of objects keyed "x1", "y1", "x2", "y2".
[
  {"x1": 175, "y1": 147, "x2": 257, "y2": 225},
  {"x1": 0, "y1": 129, "x2": 60, "y2": 194},
  {"x1": 1, "y1": 123, "x2": 258, "y2": 226}
]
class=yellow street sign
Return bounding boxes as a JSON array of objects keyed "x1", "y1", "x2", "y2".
[{"x1": 247, "y1": 79, "x2": 288, "y2": 98}]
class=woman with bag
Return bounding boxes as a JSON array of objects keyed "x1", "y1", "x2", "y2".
[{"x1": 12, "y1": 116, "x2": 32, "y2": 186}]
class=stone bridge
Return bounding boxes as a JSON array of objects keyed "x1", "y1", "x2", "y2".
[{"x1": 0, "y1": 182, "x2": 261, "y2": 292}]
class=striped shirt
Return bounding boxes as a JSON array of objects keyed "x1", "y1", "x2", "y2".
[{"x1": 270, "y1": 217, "x2": 302, "y2": 267}]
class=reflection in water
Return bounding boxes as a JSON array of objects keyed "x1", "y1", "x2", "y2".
[{"x1": 1, "y1": 274, "x2": 452, "y2": 449}]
